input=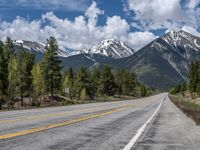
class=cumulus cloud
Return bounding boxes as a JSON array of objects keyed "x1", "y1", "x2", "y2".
[
  {"x1": 125, "y1": 0, "x2": 200, "y2": 31},
  {"x1": 0, "y1": 1, "x2": 156, "y2": 51}
]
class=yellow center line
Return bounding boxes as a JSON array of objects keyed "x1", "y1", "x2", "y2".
[
  {"x1": 0, "y1": 105, "x2": 134, "y2": 140},
  {"x1": 0, "y1": 105, "x2": 128, "y2": 124}
]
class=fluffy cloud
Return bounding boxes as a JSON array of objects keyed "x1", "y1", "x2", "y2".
[
  {"x1": 0, "y1": 1, "x2": 156, "y2": 51},
  {"x1": 126, "y1": 0, "x2": 200, "y2": 31}
]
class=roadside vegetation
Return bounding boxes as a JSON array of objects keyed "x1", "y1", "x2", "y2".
[
  {"x1": 170, "y1": 60, "x2": 200, "y2": 124},
  {"x1": 0, "y1": 37, "x2": 154, "y2": 110}
]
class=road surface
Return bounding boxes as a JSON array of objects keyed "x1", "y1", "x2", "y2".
[{"x1": 0, "y1": 93, "x2": 200, "y2": 150}]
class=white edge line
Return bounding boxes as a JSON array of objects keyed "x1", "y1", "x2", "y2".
[{"x1": 122, "y1": 95, "x2": 166, "y2": 150}]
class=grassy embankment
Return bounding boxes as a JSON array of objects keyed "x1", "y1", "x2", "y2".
[{"x1": 169, "y1": 91, "x2": 200, "y2": 124}]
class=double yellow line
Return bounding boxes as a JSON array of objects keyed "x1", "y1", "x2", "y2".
[{"x1": 0, "y1": 105, "x2": 134, "y2": 140}]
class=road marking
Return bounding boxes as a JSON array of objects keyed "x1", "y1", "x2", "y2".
[
  {"x1": 0, "y1": 105, "x2": 131, "y2": 124},
  {"x1": 0, "y1": 105, "x2": 134, "y2": 140},
  {"x1": 123, "y1": 96, "x2": 165, "y2": 150},
  {"x1": 0, "y1": 108, "x2": 93, "y2": 124}
]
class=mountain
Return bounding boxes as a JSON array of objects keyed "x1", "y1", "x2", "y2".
[
  {"x1": 13, "y1": 40, "x2": 70, "y2": 58},
  {"x1": 13, "y1": 39, "x2": 135, "y2": 59},
  {"x1": 78, "y1": 39, "x2": 135, "y2": 59},
  {"x1": 118, "y1": 30, "x2": 200, "y2": 89},
  {"x1": 12, "y1": 30, "x2": 200, "y2": 89},
  {"x1": 62, "y1": 30, "x2": 200, "y2": 89}
]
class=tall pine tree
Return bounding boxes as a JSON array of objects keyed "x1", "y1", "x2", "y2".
[
  {"x1": 41, "y1": 37, "x2": 62, "y2": 98},
  {"x1": 4, "y1": 37, "x2": 14, "y2": 103},
  {"x1": 16, "y1": 44, "x2": 35, "y2": 106}
]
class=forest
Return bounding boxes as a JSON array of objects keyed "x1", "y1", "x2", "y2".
[{"x1": 0, "y1": 37, "x2": 153, "y2": 109}]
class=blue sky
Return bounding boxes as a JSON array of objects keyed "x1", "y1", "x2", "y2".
[{"x1": 0, "y1": 0, "x2": 199, "y2": 51}]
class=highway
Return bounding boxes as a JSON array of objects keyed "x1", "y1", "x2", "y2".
[{"x1": 0, "y1": 93, "x2": 200, "y2": 150}]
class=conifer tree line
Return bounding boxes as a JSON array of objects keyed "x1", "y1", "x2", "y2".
[
  {"x1": 0, "y1": 37, "x2": 152, "y2": 109},
  {"x1": 170, "y1": 60, "x2": 200, "y2": 95},
  {"x1": 188, "y1": 60, "x2": 200, "y2": 95}
]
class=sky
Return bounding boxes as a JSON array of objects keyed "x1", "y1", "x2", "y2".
[{"x1": 0, "y1": 0, "x2": 200, "y2": 51}]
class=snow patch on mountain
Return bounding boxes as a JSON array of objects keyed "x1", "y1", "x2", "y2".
[
  {"x1": 13, "y1": 40, "x2": 70, "y2": 57},
  {"x1": 79, "y1": 39, "x2": 135, "y2": 59}
]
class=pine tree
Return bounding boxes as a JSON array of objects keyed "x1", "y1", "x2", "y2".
[
  {"x1": 41, "y1": 37, "x2": 62, "y2": 98},
  {"x1": 0, "y1": 41, "x2": 5, "y2": 108},
  {"x1": 0, "y1": 41, "x2": 4, "y2": 96},
  {"x1": 16, "y1": 44, "x2": 35, "y2": 106},
  {"x1": 74, "y1": 67, "x2": 90, "y2": 99},
  {"x1": 3, "y1": 37, "x2": 14, "y2": 100},
  {"x1": 115, "y1": 69, "x2": 123, "y2": 96},
  {"x1": 140, "y1": 84, "x2": 147, "y2": 97},
  {"x1": 89, "y1": 67, "x2": 100, "y2": 98},
  {"x1": 98, "y1": 65, "x2": 116, "y2": 96}
]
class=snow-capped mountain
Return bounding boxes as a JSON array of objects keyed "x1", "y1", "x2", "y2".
[
  {"x1": 13, "y1": 40, "x2": 70, "y2": 57},
  {"x1": 13, "y1": 39, "x2": 135, "y2": 59},
  {"x1": 161, "y1": 30, "x2": 200, "y2": 60},
  {"x1": 78, "y1": 39, "x2": 135, "y2": 59},
  {"x1": 119, "y1": 30, "x2": 200, "y2": 89}
]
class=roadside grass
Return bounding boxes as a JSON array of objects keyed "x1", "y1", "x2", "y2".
[{"x1": 169, "y1": 93, "x2": 200, "y2": 124}]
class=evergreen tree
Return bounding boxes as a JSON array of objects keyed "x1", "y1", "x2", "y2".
[
  {"x1": 89, "y1": 67, "x2": 100, "y2": 98},
  {"x1": 3, "y1": 37, "x2": 14, "y2": 100},
  {"x1": 0, "y1": 41, "x2": 4, "y2": 96},
  {"x1": 115, "y1": 69, "x2": 123, "y2": 96},
  {"x1": 16, "y1": 44, "x2": 35, "y2": 106},
  {"x1": 41, "y1": 37, "x2": 62, "y2": 97},
  {"x1": 74, "y1": 67, "x2": 91, "y2": 99},
  {"x1": 98, "y1": 65, "x2": 116, "y2": 96},
  {"x1": 140, "y1": 84, "x2": 147, "y2": 97},
  {"x1": 0, "y1": 41, "x2": 5, "y2": 108}
]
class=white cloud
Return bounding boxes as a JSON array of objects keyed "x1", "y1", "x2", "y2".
[
  {"x1": 85, "y1": 1, "x2": 104, "y2": 31},
  {"x1": 181, "y1": 26, "x2": 200, "y2": 37},
  {"x1": 126, "y1": 32, "x2": 157, "y2": 50},
  {"x1": 126, "y1": 0, "x2": 200, "y2": 31},
  {"x1": 0, "y1": 1, "x2": 156, "y2": 51}
]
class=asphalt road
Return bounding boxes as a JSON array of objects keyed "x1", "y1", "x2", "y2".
[{"x1": 0, "y1": 93, "x2": 200, "y2": 150}]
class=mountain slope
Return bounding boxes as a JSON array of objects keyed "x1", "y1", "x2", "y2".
[
  {"x1": 118, "y1": 30, "x2": 200, "y2": 89},
  {"x1": 62, "y1": 30, "x2": 200, "y2": 89},
  {"x1": 78, "y1": 39, "x2": 135, "y2": 59},
  {"x1": 13, "y1": 40, "x2": 70, "y2": 57}
]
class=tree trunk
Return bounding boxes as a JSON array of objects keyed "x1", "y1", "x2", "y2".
[{"x1": 20, "y1": 88, "x2": 23, "y2": 107}]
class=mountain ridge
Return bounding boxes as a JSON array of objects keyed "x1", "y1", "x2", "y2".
[{"x1": 12, "y1": 30, "x2": 200, "y2": 89}]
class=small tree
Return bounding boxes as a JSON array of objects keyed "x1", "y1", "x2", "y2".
[
  {"x1": 8, "y1": 57, "x2": 18, "y2": 106},
  {"x1": 32, "y1": 63, "x2": 44, "y2": 101},
  {"x1": 63, "y1": 67, "x2": 75, "y2": 99},
  {"x1": 80, "y1": 88, "x2": 87, "y2": 101}
]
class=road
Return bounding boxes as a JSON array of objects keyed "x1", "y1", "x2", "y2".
[{"x1": 0, "y1": 93, "x2": 200, "y2": 150}]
